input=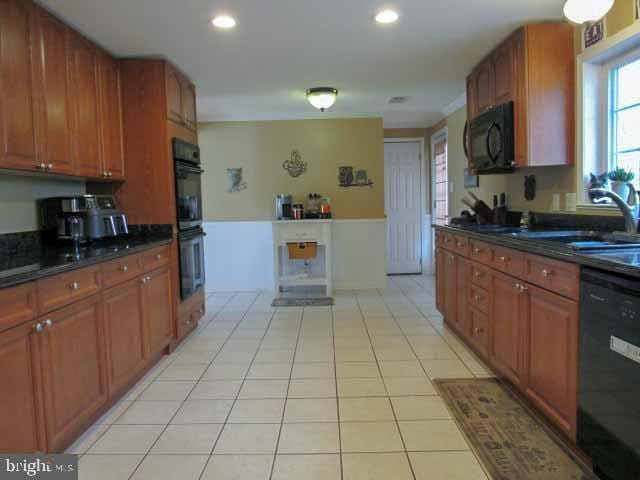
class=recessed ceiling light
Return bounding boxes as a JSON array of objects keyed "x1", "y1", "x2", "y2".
[
  {"x1": 211, "y1": 15, "x2": 236, "y2": 29},
  {"x1": 375, "y1": 9, "x2": 399, "y2": 24}
]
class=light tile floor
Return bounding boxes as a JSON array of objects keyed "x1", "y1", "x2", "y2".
[{"x1": 69, "y1": 275, "x2": 492, "y2": 480}]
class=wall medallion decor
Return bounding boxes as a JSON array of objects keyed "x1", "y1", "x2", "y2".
[
  {"x1": 583, "y1": 19, "x2": 605, "y2": 49},
  {"x1": 227, "y1": 168, "x2": 247, "y2": 192},
  {"x1": 339, "y1": 166, "x2": 373, "y2": 188},
  {"x1": 283, "y1": 149, "x2": 307, "y2": 177}
]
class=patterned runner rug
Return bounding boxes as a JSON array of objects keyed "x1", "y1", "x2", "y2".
[{"x1": 434, "y1": 378, "x2": 598, "y2": 480}]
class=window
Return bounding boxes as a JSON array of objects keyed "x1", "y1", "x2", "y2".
[
  {"x1": 433, "y1": 138, "x2": 448, "y2": 222},
  {"x1": 608, "y1": 54, "x2": 640, "y2": 188}
]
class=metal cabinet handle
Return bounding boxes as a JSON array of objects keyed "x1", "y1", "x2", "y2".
[
  {"x1": 473, "y1": 247, "x2": 481, "y2": 254},
  {"x1": 37, "y1": 163, "x2": 46, "y2": 170},
  {"x1": 541, "y1": 269, "x2": 553, "y2": 277},
  {"x1": 520, "y1": 285, "x2": 528, "y2": 293},
  {"x1": 33, "y1": 323, "x2": 44, "y2": 333},
  {"x1": 474, "y1": 327, "x2": 484, "y2": 334},
  {"x1": 70, "y1": 282, "x2": 80, "y2": 290},
  {"x1": 141, "y1": 277, "x2": 148, "y2": 284},
  {"x1": 155, "y1": 254, "x2": 162, "y2": 260},
  {"x1": 473, "y1": 271, "x2": 481, "y2": 278},
  {"x1": 107, "y1": 172, "x2": 113, "y2": 177},
  {"x1": 102, "y1": 171, "x2": 108, "y2": 177},
  {"x1": 474, "y1": 295, "x2": 482, "y2": 302},
  {"x1": 120, "y1": 265, "x2": 128, "y2": 272},
  {"x1": 499, "y1": 256, "x2": 507, "y2": 262},
  {"x1": 47, "y1": 163, "x2": 53, "y2": 170},
  {"x1": 44, "y1": 319, "x2": 53, "y2": 328}
]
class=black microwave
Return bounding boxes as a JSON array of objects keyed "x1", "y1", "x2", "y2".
[{"x1": 469, "y1": 101, "x2": 515, "y2": 174}]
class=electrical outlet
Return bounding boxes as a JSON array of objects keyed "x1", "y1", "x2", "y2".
[{"x1": 552, "y1": 193, "x2": 561, "y2": 212}]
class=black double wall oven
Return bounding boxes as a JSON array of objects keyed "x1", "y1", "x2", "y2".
[{"x1": 173, "y1": 138, "x2": 206, "y2": 301}]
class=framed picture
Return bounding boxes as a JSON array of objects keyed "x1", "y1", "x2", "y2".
[
  {"x1": 463, "y1": 168, "x2": 479, "y2": 188},
  {"x1": 583, "y1": 19, "x2": 606, "y2": 49}
]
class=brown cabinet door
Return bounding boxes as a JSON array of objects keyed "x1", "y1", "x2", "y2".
[
  {"x1": 102, "y1": 278, "x2": 147, "y2": 396},
  {"x1": 166, "y1": 65, "x2": 183, "y2": 124},
  {"x1": 524, "y1": 284, "x2": 578, "y2": 439},
  {"x1": 0, "y1": 321, "x2": 45, "y2": 453},
  {"x1": 97, "y1": 52, "x2": 124, "y2": 179},
  {"x1": 489, "y1": 271, "x2": 524, "y2": 387},
  {"x1": 31, "y1": 7, "x2": 73, "y2": 174},
  {"x1": 492, "y1": 41, "x2": 515, "y2": 106},
  {"x1": 443, "y1": 251, "x2": 457, "y2": 327},
  {"x1": 143, "y1": 266, "x2": 173, "y2": 355},
  {"x1": 466, "y1": 74, "x2": 478, "y2": 121},
  {"x1": 67, "y1": 31, "x2": 101, "y2": 178},
  {"x1": 39, "y1": 295, "x2": 108, "y2": 452},
  {"x1": 435, "y1": 248, "x2": 445, "y2": 314},
  {"x1": 455, "y1": 256, "x2": 470, "y2": 336},
  {"x1": 0, "y1": 0, "x2": 38, "y2": 171},
  {"x1": 182, "y1": 80, "x2": 197, "y2": 131},
  {"x1": 474, "y1": 61, "x2": 495, "y2": 114}
]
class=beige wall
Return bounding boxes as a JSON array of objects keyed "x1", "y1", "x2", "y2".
[
  {"x1": 446, "y1": 106, "x2": 576, "y2": 218},
  {"x1": 0, "y1": 174, "x2": 85, "y2": 234},
  {"x1": 199, "y1": 118, "x2": 385, "y2": 221}
]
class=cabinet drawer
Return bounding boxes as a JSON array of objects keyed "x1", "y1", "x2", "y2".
[
  {"x1": 102, "y1": 254, "x2": 144, "y2": 289},
  {"x1": 452, "y1": 235, "x2": 470, "y2": 256},
  {"x1": 0, "y1": 283, "x2": 38, "y2": 333},
  {"x1": 141, "y1": 245, "x2": 170, "y2": 271},
  {"x1": 469, "y1": 306, "x2": 489, "y2": 356},
  {"x1": 440, "y1": 232, "x2": 455, "y2": 251},
  {"x1": 468, "y1": 284, "x2": 489, "y2": 314},
  {"x1": 278, "y1": 223, "x2": 325, "y2": 243},
  {"x1": 470, "y1": 262, "x2": 490, "y2": 289},
  {"x1": 469, "y1": 239, "x2": 492, "y2": 264},
  {"x1": 490, "y1": 245, "x2": 524, "y2": 277},
  {"x1": 524, "y1": 254, "x2": 579, "y2": 300},
  {"x1": 37, "y1": 266, "x2": 101, "y2": 314}
]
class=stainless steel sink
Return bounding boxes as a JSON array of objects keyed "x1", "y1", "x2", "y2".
[{"x1": 503, "y1": 230, "x2": 640, "y2": 251}]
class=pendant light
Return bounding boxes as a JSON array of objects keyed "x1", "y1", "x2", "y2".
[
  {"x1": 306, "y1": 87, "x2": 338, "y2": 112},
  {"x1": 563, "y1": 0, "x2": 614, "y2": 24}
]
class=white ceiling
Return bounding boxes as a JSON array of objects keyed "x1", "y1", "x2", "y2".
[{"x1": 39, "y1": 0, "x2": 566, "y2": 127}]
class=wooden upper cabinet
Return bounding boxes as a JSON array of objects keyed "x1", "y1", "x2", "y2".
[
  {"x1": 0, "y1": 321, "x2": 45, "y2": 453},
  {"x1": 97, "y1": 51, "x2": 125, "y2": 180},
  {"x1": 492, "y1": 40, "x2": 515, "y2": 105},
  {"x1": 523, "y1": 284, "x2": 578, "y2": 439},
  {"x1": 38, "y1": 295, "x2": 108, "y2": 452},
  {"x1": 474, "y1": 61, "x2": 494, "y2": 114},
  {"x1": 182, "y1": 80, "x2": 197, "y2": 130},
  {"x1": 31, "y1": 6, "x2": 73, "y2": 175},
  {"x1": 465, "y1": 75, "x2": 478, "y2": 125},
  {"x1": 166, "y1": 64, "x2": 183, "y2": 124},
  {"x1": 0, "y1": 0, "x2": 38, "y2": 172},
  {"x1": 67, "y1": 30, "x2": 101, "y2": 178}
]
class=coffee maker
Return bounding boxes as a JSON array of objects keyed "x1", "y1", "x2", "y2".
[
  {"x1": 40, "y1": 195, "x2": 129, "y2": 244},
  {"x1": 276, "y1": 194, "x2": 293, "y2": 220}
]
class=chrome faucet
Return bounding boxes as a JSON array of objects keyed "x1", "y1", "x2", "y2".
[{"x1": 590, "y1": 185, "x2": 640, "y2": 233}]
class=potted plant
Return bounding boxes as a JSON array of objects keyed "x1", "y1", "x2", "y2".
[{"x1": 608, "y1": 168, "x2": 635, "y2": 200}]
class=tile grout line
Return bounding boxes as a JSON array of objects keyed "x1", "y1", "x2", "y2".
[
  {"x1": 331, "y1": 294, "x2": 345, "y2": 480},
  {"x1": 354, "y1": 290, "x2": 418, "y2": 480}
]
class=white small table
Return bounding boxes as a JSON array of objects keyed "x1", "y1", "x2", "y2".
[{"x1": 272, "y1": 220, "x2": 333, "y2": 298}]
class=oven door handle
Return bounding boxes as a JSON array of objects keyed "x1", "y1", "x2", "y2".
[
  {"x1": 180, "y1": 231, "x2": 207, "y2": 242},
  {"x1": 176, "y1": 162, "x2": 205, "y2": 175}
]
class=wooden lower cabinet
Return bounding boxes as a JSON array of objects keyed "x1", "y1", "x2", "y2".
[
  {"x1": 443, "y1": 251, "x2": 457, "y2": 326},
  {"x1": 455, "y1": 255, "x2": 470, "y2": 335},
  {"x1": 468, "y1": 306, "x2": 489, "y2": 357},
  {"x1": 38, "y1": 295, "x2": 108, "y2": 452},
  {"x1": 143, "y1": 266, "x2": 173, "y2": 355},
  {"x1": 102, "y1": 278, "x2": 147, "y2": 396},
  {"x1": 435, "y1": 248, "x2": 445, "y2": 314},
  {"x1": 488, "y1": 270, "x2": 525, "y2": 388},
  {"x1": 523, "y1": 283, "x2": 578, "y2": 439},
  {"x1": 0, "y1": 321, "x2": 45, "y2": 453}
]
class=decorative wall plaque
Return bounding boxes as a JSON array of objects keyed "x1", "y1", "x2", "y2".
[
  {"x1": 282, "y1": 149, "x2": 307, "y2": 178},
  {"x1": 227, "y1": 168, "x2": 247, "y2": 192}
]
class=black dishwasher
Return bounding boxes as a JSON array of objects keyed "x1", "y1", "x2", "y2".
[{"x1": 578, "y1": 268, "x2": 640, "y2": 480}]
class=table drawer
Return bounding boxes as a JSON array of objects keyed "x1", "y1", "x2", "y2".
[
  {"x1": 0, "y1": 283, "x2": 38, "y2": 333},
  {"x1": 469, "y1": 239, "x2": 492, "y2": 264},
  {"x1": 468, "y1": 284, "x2": 489, "y2": 314},
  {"x1": 452, "y1": 235, "x2": 470, "y2": 256},
  {"x1": 490, "y1": 245, "x2": 524, "y2": 277},
  {"x1": 37, "y1": 266, "x2": 101, "y2": 314},
  {"x1": 524, "y1": 254, "x2": 580, "y2": 300},
  {"x1": 470, "y1": 262, "x2": 490, "y2": 289},
  {"x1": 278, "y1": 223, "x2": 326, "y2": 243},
  {"x1": 141, "y1": 245, "x2": 170, "y2": 272},
  {"x1": 102, "y1": 254, "x2": 144, "y2": 289}
]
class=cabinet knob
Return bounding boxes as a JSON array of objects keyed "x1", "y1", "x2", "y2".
[
  {"x1": 47, "y1": 163, "x2": 53, "y2": 170},
  {"x1": 33, "y1": 323, "x2": 44, "y2": 333},
  {"x1": 499, "y1": 256, "x2": 507, "y2": 262},
  {"x1": 37, "y1": 163, "x2": 46, "y2": 170},
  {"x1": 141, "y1": 277, "x2": 148, "y2": 284},
  {"x1": 473, "y1": 271, "x2": 481, "y2": 278},
  {"x1": 542, "y1": 269, "x2": 553, "y2": 277},
  {"x1": 107, "y1": 172, "x2": 113, "y2": 177},
  {"x1": 44, "y1": 319, "x2": 53, "y2": 328},
  {"x1": 474, "y1": 295, "x2": 482, "y2": 302},
  {"x1": 70, "y1": 282, "x2": 80, "y2": 290},
  {"x1": 155, "y1": 254, "x2": 162, "y2": 260},
  {"x1": 120, "y1": 265, "x2": 128, "y2": 272},
  {"x1": 473, "y1": 247, "x2": 481, "y2": 254},
  {"x1": 103, "y1": 171, "x2": 108, "y2": 177}
]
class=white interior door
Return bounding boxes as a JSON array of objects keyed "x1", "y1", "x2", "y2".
[{"x1": 384, "y1": 141, "x2": 422, "y2": 274}]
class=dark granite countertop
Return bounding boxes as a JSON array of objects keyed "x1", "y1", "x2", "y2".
[
  {"x1": 0, "y1": 228, "x2": 173, "y2": 290},
  {"x1": 434, "y1": 223, "x2": 640, "y2": 279}
]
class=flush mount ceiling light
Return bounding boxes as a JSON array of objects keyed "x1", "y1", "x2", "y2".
[
  {"x1": 306, "y1": 87, "x2": 338, "y2": 112},
  {"x1": 375, "y1": 9, "x2": 399, "y2": 24},
  {"x1": 211, "y1": 15, "x2": 236, "y2": 29},
  {"x1": 563, "y1": 0, "x2": 613, "y2": 24}
]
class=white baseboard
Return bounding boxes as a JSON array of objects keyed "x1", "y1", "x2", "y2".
[{"x1": 203, "y1": 219, "x2": 387, "y2": 293}]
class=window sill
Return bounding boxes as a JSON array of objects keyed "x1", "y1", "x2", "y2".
[{"x1": 576, "y1": 203, "x2": 622, "y2": 215}]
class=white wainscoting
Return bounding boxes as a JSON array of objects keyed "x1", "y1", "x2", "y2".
[{"x1": 203, "y1": 219, "x2": 387, "y2": 293}]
